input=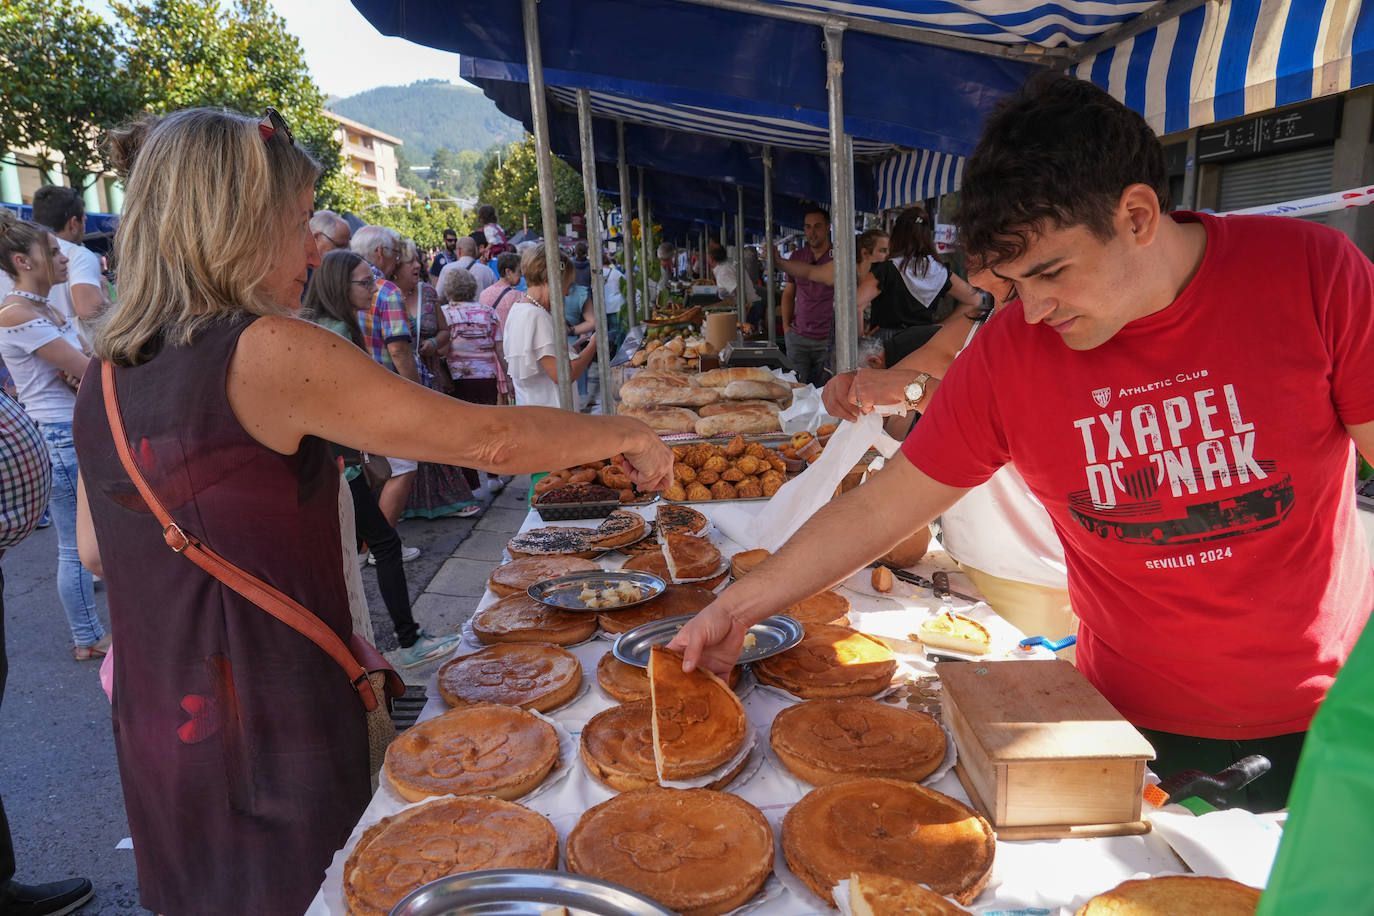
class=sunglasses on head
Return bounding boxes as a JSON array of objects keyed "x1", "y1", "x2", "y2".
[{"x1": 258, "y1": 107, "x2": 295, "y2": 145}]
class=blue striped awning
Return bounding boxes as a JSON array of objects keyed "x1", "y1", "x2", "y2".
[
  {"x1": 1071, "y1": 0, "x2": 1374, "y2": 136},
  {"x1": 875, "y1": 150, "x2": 965, "y2": 211}
]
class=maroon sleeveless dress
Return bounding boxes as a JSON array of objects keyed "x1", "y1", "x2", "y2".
[{"x1": 73, "y1": 314, "x2": 370, "y2": 916}]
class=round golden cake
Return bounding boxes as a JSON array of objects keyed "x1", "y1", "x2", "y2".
[
  {"x1": 588, "y1": 509, "x2": 648, "y2": 550},
  {"x1": 770, "y1": 697, "x2": 946, "y2": 785},
  {"x1": 661, "y1": 532, "x2": 723, "y2": 580},
  {"x1": 487, "y1": 555, "x2": 601, "y2": 597},
  {"x1": 343, "y1": 796, "x2": 557, "y2": 916},
  {"x1": 384, "y1": 703, "x2": 559, "y2": 802},
  {"x1": 596, "y1": 649, "x2": 740, "y2": 701},
  {"x1": 782, "y1": 589, "x2": 852, "y2": 627},
  {"x1": 782, "y1": 777, "x2": 995, "y2": 907},
  {"x1": 437, "y1": 642, "x2": 581, "y2": 711},
  {"x1": 567, "y1": 787, "x2": 773, "y2": 916},
  {"x1": 580, "y1": 699, "x2": 755, "y2": 793},
  {"x1": 624, "y1": 552, "x2": 729, "y2": 590},
  {"x1": 1075, "y1": 876, "x2": 1261, "y2": 915},
  {"x1": 753, "y1": 624, "x2": 897, "y2": 699},
  {"x1": 656, "y1": 503, "x2": 708, "y2": 537},
  {"x1": 507, "y1": 526, "x2": 601, "y2": 559},
  {"x1": 730, "y1": 548, "x2": 770, "y2": 579},
  {"x1": 471, "y1": 592, "x2": 598, "y2": 645},
  {"x1": 597, "y1": 584, "x2": 717, "y2": 635},
  {"x1": 648, "y1": 646, "x2": 748, "y2": 781}
]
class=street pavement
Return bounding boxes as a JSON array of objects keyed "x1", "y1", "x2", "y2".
[{"x1": 0, "y1": 476, "x2": 532, "y2": 913}]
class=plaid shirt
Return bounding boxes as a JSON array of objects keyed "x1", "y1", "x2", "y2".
[
  {"x1": 357, "y1": 262, "x2": 411, "y2": 372},
  {"x1": 0, "y1": 389, "x2": 52, "y2": 549}
]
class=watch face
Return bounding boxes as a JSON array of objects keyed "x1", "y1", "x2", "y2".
[{"x1": 905, "y1": 379, "x2": 925, "y2": 402}]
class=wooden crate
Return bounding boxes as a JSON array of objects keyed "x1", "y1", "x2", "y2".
[{"x1": 938, "y1": 659, "x2": 1156, "y2": 840}]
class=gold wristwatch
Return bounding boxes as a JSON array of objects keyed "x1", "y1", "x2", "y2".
[{"x1": 902, "y1": 373, "x2": 933, "y2": 411}]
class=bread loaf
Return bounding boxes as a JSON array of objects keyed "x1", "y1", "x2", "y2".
[
  {"x1": 620, "y1": 385, "x2": 721, "y2": 408},
  {"x1": 622, "y1": 370, "x2": 696, "y2": 389},
  {"x1": 698, "y1": 399, "x2": 780, "y2": 418},
  {"x1": 694, "y1": 406, "x2": 781, "y2": 437},
  {"x1": 696, "y1": 366, "x2": 775, "y2": 387},
  {"x1": 646, "y1": 350, "x2": 689, "y2": 372},
  {"x1": 723, "y1": 379, "x2": 792, "y2": 402},
  {"x1": 620, "y1": 405, "x2": 701, "y2": 434}
]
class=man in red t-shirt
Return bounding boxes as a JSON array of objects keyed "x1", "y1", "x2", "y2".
[{"x1": 672, "y1": 73, "x2": 1374, "y2": 812}]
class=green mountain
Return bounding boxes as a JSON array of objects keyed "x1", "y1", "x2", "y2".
[{"x1": 327, "y1": 79, "x2": 525, "y2": 160}]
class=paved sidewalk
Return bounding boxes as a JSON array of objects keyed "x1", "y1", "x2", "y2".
[{"x1": 384, "y1": 475, "x2": 532, "y2": 685}]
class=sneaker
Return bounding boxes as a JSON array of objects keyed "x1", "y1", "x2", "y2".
[
  {"x1": 0, "y1": 876, "x2": 94, "y2": 915},
  {"x1": 397, "y1": 629, "x2": 462, "y2": 668},
  {"x1": 367, "y1": 544, "x2": 422, "y2": 566},
  {"x1": 36, "y1": 509, "x2": 51, "y2": 529},
  {"x1": 456, "y1": 504, "x2": 481, "y2": 518}
]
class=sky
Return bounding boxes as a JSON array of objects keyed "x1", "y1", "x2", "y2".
[{"x1": 82, "y1": 0, "x2": 473, "y2": 99}]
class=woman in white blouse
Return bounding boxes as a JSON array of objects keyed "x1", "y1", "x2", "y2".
[
  {"x1": 0, "y1": 210, "x2": 107, "y2": 659},
  {"x1": 503, "y1": 244, "x2": 598, "y2": 408}
]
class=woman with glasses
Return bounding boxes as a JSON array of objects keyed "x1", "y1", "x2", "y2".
[{"x1": 71, "y1": 107, "x2": 671, "y2": 916}]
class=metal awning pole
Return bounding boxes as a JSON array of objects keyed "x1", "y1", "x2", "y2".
[
  {"x1": 576, "y1": 90, "x2": 614, "y2": 416},
  {"x1": 735, "y1": 184, "x2": 747, "y2": 326},
  {"x1": 763, "y1": 144, "x2": 776, "y2": 344},
  {"x1": 825, "y1": 23, "x2": 858, "y2": 374},
  {"x1": 637, "y1": 168, "x2": 651, "y2": 315},
  {"x1": 699, "y1": 228, "x2": 706, "y2": 283},
  {"x1": 522, "y1": 0, "x2": 572, "y2": 409},
  {"x1": 720, "y1": 213, "x2": 726, "y2": 245},
  {"x1": 617, "y1": 121, "x2": 637, "y2": 330},
  {"x1": 1181, "y1": 131, "x2": 1198, "y2": 211}
]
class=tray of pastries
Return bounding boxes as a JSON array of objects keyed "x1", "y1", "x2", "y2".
[
  {"x1": 533, "y1": 457, "x2": 659, "y2": 512},
  {"x1": 662, "y1": 436, "x2": 791, "y2": 502}
]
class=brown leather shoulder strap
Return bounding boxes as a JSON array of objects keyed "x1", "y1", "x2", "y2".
[{"x1": 99, "y1": 361, "x2": 380, "y2": 710}]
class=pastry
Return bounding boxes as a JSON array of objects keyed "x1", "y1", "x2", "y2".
[
  {"x1": 661, "y1": 533, "x2": 722, "y2": 581},
  {"x1": 782, "y1": 590, "x2": 852, "y2": 627},
  {"x1": 917, "y1": 611, "x2": 991, "y2": 655},
  {"x1": 471, "y1": 593, "x2": 598, "y2": 645},
  {"x1": 507, "y1": 526, "x2": 601, "y2": 559},
  {"x1": 580, "y1": 699, "x2": 751, "y2": 792},
  {"x1": 753, "y1": 624, "x2": 896, "y2": 699},
  {"x1": 596, "y1": 649, "x2": 739, "y2": 702},
  {"x1": 343, "y1": 796, "x2": 558, "y2": 916},
  {"x1": 648, "y1": 646, "x2": 747, "y2": 781},
  {"x1": 623, "y1": 552, "x2": 729, "y2": 591},
  {"x1": 567, "y1": 787, "x2": 773, "y2": 916},
  {"x1": 1075, "y1": 876, "x2": 1261, "y2": 915},
  {"x1": 729, "y1": 548, "x2": 770, "y2": 579},
  {"x1": 488, "y1": 556, "x2": 600, "y2": 597},
  {"x1": 871, "y1": 566, "x2": 894, "y2": 592},
  {"x1": 698, "y1": 399, "x2": 780, "y2": 418},
  {"x1": 782, "y1": 777, "x2": 995, "y2": 906},
  {"x1": 384, "y1": 703, "x2": 558, "y2": 802},
  {"x1": 849, "y1": 872, "x2": 974, "y2": 915},
  {"x1": 596, "y1": 584, "x2": 715, "y2": 635},
  {"x1": 588, "y1": 509, "x2": 647, "y2": 550},
  {"x1": 770, "y1": 697, "x2": 946, "y2": 785},
  {"x1": 437, "y1": 642, "x2": 581, "y2": 711},
  {"x1": 656, "y1": 503, "x2": 708, "y2": 537}
]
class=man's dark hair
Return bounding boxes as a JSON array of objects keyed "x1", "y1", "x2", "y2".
[
  {"x1": 32, "y1": 185, "x2": 85, "y2": 233},
  {"x1": 803, "y1": 204, "x2": 830, "y2": 224},
  {"x1": 496, "y1": 251, "x2": 521, "y2": 276},
  {"x1": 443, "y1": 227, "x2": 457, "y2": 239},
  {"x1": 955, "y1": 71, "x2": 1169, "y2": 270},
  {"x1": 470, "y1": 230, "x2": 488, "y2": 249},
  {"x1": 707, "y1": 242, "x2": 727, "y2": 264}
]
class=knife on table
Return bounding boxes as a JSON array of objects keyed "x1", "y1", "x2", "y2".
[{"x1": 875, "y1": 563, "x2": 980, "y2": 602}]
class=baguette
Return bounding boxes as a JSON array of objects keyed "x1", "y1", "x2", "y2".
[
  {"x1": 696, "y1": 366, "x2": 775, "y2": 387},
  {"x1": 698, "y1": 399, "x2": 781, "y2": 418},
  {"x1": 619, "y1": 405, "x2": 701, "y2": 434},
  {"x1": 694, "y1": 406, "x2": 782, "y2": 437},
  {"x1": 620, "y1": 385, "x2": 721, "y2": 408},
  {"x1": 723, "y1": 379, "x2": 792, "y2": 402},
  {"x1": 622, "y1": 370, "x2": 696, "y2": 389}
]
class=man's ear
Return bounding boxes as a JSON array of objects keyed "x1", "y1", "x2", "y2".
[
  {"x1": 1117, "y1": 183, "x2": 1162, "y2": 246},
  {"x1": 68, "y1": 214, "x2": 85, "y2": 238}
]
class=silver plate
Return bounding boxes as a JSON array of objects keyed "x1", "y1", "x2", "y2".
[
  {"x1": 613, "y1": 614, "x2": 803, "y2": 667},
  {"x1": 390, "y1": 868, "x2": 675, "y2": 916},
  {"x1": 527, "y1": 570, "x2": 666, "y2": 612}
]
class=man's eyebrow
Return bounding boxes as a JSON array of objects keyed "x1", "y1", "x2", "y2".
[{"x1": 999, "y1": 255, "x2": 1065, "y2": 281}]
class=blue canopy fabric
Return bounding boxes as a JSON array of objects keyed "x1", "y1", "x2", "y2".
[{"x1": 874, "y1": 149, "x2": 965, "y2": 211}]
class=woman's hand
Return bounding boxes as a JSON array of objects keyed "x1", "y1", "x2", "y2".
[
  {"x1": 619, "y1": 430, "x2": 673, "y2": 493},
  {"x1": 849, "y1": 368, "x2": 914, "y2": 415},
  {"x1": 666, "y1": 596, "x2": 753, "y2": 677}
]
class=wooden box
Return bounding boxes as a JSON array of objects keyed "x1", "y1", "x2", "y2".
[{"x1": 937, "y1": 659, "x2": 1156, "y2": 840}]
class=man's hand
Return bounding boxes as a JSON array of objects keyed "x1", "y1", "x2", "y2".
[
  {"x1": 620, "y1": 431, "x2": 674, "y2": 493},
  {"x1": 850, "y1": 368, "x2": 915, "y2": 414},
  {"x1": 822, "y1": 371, "x2": 862, "y2": 421},
  {"x1": 666, "y1": 594, "x2": 754, "y2": 677}
]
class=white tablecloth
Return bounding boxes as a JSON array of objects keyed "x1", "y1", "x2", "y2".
[{"x1": 309, "y1": 500, "x2": 1266, "y2": 916}]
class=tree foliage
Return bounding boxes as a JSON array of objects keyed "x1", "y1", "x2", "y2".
[
  {"x1": 364, "y1": 201, "x2": 474, "y2": 253},
  {"x1": 0, "y1": 0, "x2": 144, "y2": 191},
  {"x1": 479, "y1": 136, "x2": 585, "y2": 236}
]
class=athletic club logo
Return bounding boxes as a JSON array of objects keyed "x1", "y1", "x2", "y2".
[{"x1": 1092, "y1": 387, "x2": 1112, "y2": 408}]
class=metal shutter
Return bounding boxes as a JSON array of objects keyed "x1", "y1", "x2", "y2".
[{"x1": 1218, "y1": 146, "x2": 1334, "y2": 223}]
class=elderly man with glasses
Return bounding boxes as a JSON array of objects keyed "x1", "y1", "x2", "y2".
[{"x1": 310, "y1": 209, "x2": 352, "y2": 253}]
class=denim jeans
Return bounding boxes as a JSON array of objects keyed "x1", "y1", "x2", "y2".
[
  {"x1": 784, "y1": 328, "x2": 832, "y2": 388},
  {"x1": 38, "y1": 422, "x2": 102, "y2": 647}
]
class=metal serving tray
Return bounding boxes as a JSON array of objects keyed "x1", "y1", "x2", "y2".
[
  {"x1": 527, "y1": 571, "x2": 666, "y2": 612},
  {"x1": 390, "y1": 868, "x2": 675, "y2": 916},
  {"x1": 612, "y1": 613, "x2": 803, "y2": 667}
]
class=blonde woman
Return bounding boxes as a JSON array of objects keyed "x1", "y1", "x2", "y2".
[
  {"x1": 503, "y1": 243, "x2": 597, "y2": 407},
  {"x1": 72, "y1": 107, "x2": 671, "y2": 916}
]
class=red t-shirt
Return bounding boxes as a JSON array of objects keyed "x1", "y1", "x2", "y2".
[{"x1": 905, "y1": 212, "x2": 1374, "y2": 739}]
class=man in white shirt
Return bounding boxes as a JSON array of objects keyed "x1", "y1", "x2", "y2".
[
  {"x1": 452, "y1": 236, "x2": 496, "y2": 295},
  {"x1": 707, "y1": 242, "x2": 758, "y2": 312},
  {"x1": 31, "y1": 186, "x2": 108, "y2": 340}
]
